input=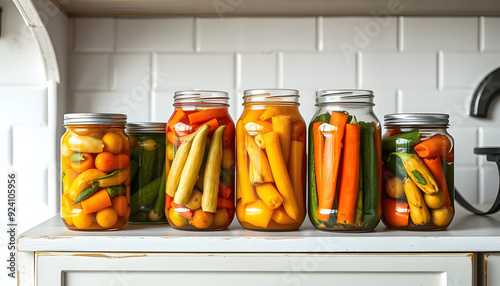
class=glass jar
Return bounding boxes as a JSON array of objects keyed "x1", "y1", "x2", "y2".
[
  {"x1": 61, "y1": 113, "x2": 130, "y2": 230},
  {"x1": 308, "y1": 90, "x2": 381, "y2": 231},
  {"x1": 126, "y1": 122, "x2": 168, "y2": 223},
  {"x1": 236, "y1": 89, "x2": 306, "y2": 231},
  {"x1": 165, "y1": 90, "x2": 235, "y2": 230},
  {"x1": 381, "y1": 113, "x2": 454, "y2": 230}
]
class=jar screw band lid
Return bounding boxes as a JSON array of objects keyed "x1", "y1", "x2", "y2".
[
  {"x1": 384, "y1": 113, "x2": 449, "y2": 126},
  {"x1": 64, "y1": 113, "x2": 127, "y2": 125},
  {"x1": 126, "y1": 122, "x2": 167, "y2": 133}
]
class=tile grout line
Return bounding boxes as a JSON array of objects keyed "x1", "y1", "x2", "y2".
[
  {"x1": 396, "y1": 89, "x2": 403, "y2": 113},
  {"x1": 113, "y1": 18, "x2": 117, "y2": 52},
  {"x1": 277, "y1": 51, "x2": 284, "y2": 88},
  {"x1": 316, "y1": 16, "x2": 323, "y2": 53},
  {"x1": 478, "y1": 16, "x2": 485, "y2": 53},
  {"x1": 149, "y1": 52, "x2": 156, "y2": 121},
  {"x1": 397, "y1": 17, "x2": 404, "y2": 52},
  {"x1": 107, "y1": 53, "x2": 114, "y2": 91},
  {"x1": 356, "y1": 51, "x2": 362, "y2": 89},
  {"x1": 437, "y1": 51, "x2": 443, "y2": 91},
  {"x1": 194, "y1": 17, "x2": 200, "y2": 53},
  {"x1": 235, "y1": 52, "x2": 241, "y2": 91}
]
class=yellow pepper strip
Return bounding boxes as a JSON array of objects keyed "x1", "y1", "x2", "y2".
[
  {"x1": 262, "y1": 131, "x2": 299, "y2": 220},
  {"x1": 243, "y1": 109, "x2": 265, "y2": 125},
  {"x1": 246, "y1": 134, "x2": 274, "y2": 183},
  {"x1": 236, "y1": 120, "x2": 258, "y2": 205},
  {"x1": 288, "y1": 140, "x2": 305, "y2": 222},
  {"x1": 68, "y1": 135, "x2": 104, "y2": 153},
  {"x1": 236, "y1": 199, "x2": 246, "y2": 222},
  {"x1": 245, "y1": 199, "x2": 274, "y2": 228},
  {"x1": 260, "y1": 106, "x2": 302, "y2": 122},
  {"x1": 249, "y1": 163, "x2": 264, "y2": 185},
  {"x1": 271, "y1": 206, "x2": 296, "y2": 224},
  {"x1": 256, "y1": 183, "x2": 283, "y2": 210},
  {"x1": 62, "y1": 169, "x2": 79, "y2": 195},
  {"x1": 68, "y1": 169, "x2": 107, "y2": 200},
  {"x1": 272, "y1": 115, "x2": 291, "y2": 165},
  {"x1": 255, "y1": 135, "x2": 265, "y2": 149}
]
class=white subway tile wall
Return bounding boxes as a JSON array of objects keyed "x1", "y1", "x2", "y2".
[
  {"x1": 483, "y1": 17, "x2": 500, "y2": 52},
  {"x1": 0, "y1": 0, "x2": 55, "y2": 239},
  {"x1": 68, "y1": 16, "x2": 500, "y2": 204}
]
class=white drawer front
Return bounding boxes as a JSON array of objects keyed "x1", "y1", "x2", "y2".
[
  {"x1": 486, "y1": 254, "x2": 500, "y2": 285},
  {"x1": 36, "y1": 253, "x2": 473, "y2": 286}
]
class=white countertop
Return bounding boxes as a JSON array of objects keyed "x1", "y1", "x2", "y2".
[{"x1": 18, "y1": 205, "x2": 500, "y2": 253}]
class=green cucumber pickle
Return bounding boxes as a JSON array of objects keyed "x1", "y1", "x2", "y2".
[{"x1": 127, "y1": 130, "x2": 169, "y2": 224}]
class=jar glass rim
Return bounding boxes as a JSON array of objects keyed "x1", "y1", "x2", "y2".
[
  {"x1": 243, "y1": 89, "x2": 300, "y2": 105},
  {"x1": 174, "y1": 90, "x2": 229, "y2": 107},
  {"x1": 316, "y1": 89, "x2": 374, "y2": 105}
]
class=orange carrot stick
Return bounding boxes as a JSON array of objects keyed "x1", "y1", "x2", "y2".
[
  {"x1": 188, "y1": 108, "x2": 227, "y2": 125},
  {"x1": 312, "y1": 122, "x2": 324, "y2": 203},
  {"x1": 217, "y1": 197, "x2": 234, "y2": 209},
  {"x1": 218, "y1": 182, "x2": 232, "y2": 199},
  {"x1": 165, "y1": 195, "x2": 173, "y2": 210},
  {"x1": 446, "y1": 151, "x2": 454, "y2": 163},
  {"x1": 317, "y1": 112, "x2": 348, "y2": 221},
  {"x1": 81, "y1": 189, "x2": 112, "y2": 214},
  {"x1": 414, "y1": 134, "x2": 452, "y2": 158},
  {"x1": 423, "y1": 157, "x2": 451, "y2": 206},
  {"x1": 291, "y1": 120, "x2": 307, "y2": 142},
  {"x1": 337, "y1": 124, "x2": 361, "y2": 224},
  {"x1": 195, "y1": 118, "x2": 220, "y2": 135},
  {"x1": 168, "y1": 108, "x2": 186, "y2": 133}
]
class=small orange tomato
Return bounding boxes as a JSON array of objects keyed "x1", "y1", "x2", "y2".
[
  {"x1": 115, "y1": 154, "x2": 130, "y2": 169},
  {"x1": 111, "y1": 195, "x2": 129, "y2": 217},
  {"x1": 70, "y1": 153, "x2": 94, "y2": 173},
  {"x1": 192, "y1": 209, "x2": 213, "y2": 229},
  {"x1": 382, "y1": 197, "x2": 410, "y2": 227},
  {"x1": 95, "y1": 152, "x2": 117, "y2": 172},
  {"x1": 103, "y1": 132, "x2": 124, "y2": 154}
]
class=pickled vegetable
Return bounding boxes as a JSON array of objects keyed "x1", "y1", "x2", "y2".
[
  {"x1": 381, "y1": 129, "x2": 454, "y2": 230},
  {"x1": 166, "y1": 106, "x2": 235, "y2": 230},
  {"x1": 128, "y1": 128, "x2": 169, "y2": 224},
  {"x1": 236, "y1": 105, "x2": 306, "y2": 231},
  {"x1": 308, "y1": 112, "x2": 381, "y2": 231},
  {"x1": 61, "y1": 125, "x2": 130, "y2": 230}
]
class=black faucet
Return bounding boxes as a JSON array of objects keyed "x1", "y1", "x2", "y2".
[
  {"x1": 455, "y1": 67, "x2": 500, "y2": 215},
  {"x1": 470, "y1": 67, "x2": 500, "y2": 118}
]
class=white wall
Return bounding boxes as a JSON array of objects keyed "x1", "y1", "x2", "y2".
[
  {"x1": 0, "y1": 0, "x2": 55, "y2": 285},
  {"x1": 69, "y1": 16, "x2": 500, "y2": 204}
]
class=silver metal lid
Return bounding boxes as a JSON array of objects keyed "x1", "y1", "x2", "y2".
[
  {"x1": 243, "y1": 89, "x2": 299, "y2": 104},
  {"x1": 384, "y1": 113, "x2": 449, "y2": 127},
  {"x1": 316, "y1": 89, "x2": 374, "y2": 105},
  {"x1": 126, "y1": 122, "x2": 167, "y2": 133},
  {"x1": 64, "y1": 113, "x2": 127, "y2": 125},
  {"x1": 174, "y1": 90, "x2": 229, "y2": 107}
]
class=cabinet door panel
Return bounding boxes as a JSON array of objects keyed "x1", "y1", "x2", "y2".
[
  {"x1": 486, "y1": 254, "x2": 500, "y2": 285},
  {"x1": 36, "y1": 253, "x2": 473, "y2": 286}
]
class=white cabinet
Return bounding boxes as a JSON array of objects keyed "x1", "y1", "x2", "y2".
[
  {"x1": 19, "y1": 207, "x2": 500, "y2": 286},
  {"x1": 34, "y1": 253, "x2": 473, "y2": 286}
]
